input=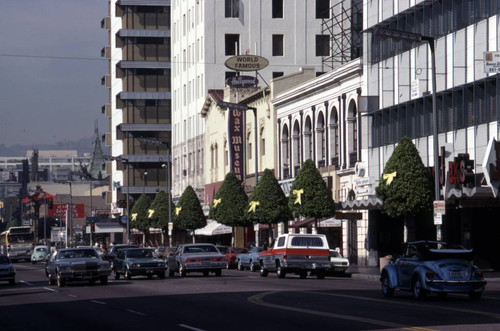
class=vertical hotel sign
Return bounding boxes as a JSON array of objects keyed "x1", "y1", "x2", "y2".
[{"x1": 228, "y1": 108, "x2": 245, "y2": 182}]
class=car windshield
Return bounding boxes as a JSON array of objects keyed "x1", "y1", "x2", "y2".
[
  {"x1": 58, "y1": 249, "x2": 99, "y2": 259},
  {"x1": 185, "y1": 245, "x2": 218, "y2": 253},
  {"x1": 217, "y1": 247, "x2": 228, "y2": 254},
  {"x1": 36, "y1": 247, "x2": 48, "y2": 252},
  {"x1": 330, "y1": 251, "x2": 340, "y2": 258},
  {"x1": 127, "y1": 249, "x2": 154, "y2": 258},
  {"x1": 0, "y1": 256, "x2": 11, "y2": 264}
]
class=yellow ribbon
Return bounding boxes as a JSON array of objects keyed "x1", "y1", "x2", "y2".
[
  {"x1": 148, "y1": 209, "x2": 155, "y2": 218},
  {"x1": 293, "y1": 189, "x2": 303, "y2": 205},
  {"x1": 176, "y1": 207, "x2": 182, "y2": 216},
  {"x1": 383, "y1": 171, "x2": 397, "y2": 185},
  {"x1": 131, "y1": 213, "x2": 138, "y2": 221},
  {"x1": 248, "y1": 201, "x2": 259, "y2": 213},
  {"x1": 213, "y1": 198, "x2": 221, "y2": 208}
]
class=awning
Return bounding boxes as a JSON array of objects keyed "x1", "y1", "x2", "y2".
[
  {"x1": 289, "y1": 218, "x2": 316, "y2": 228},
  {"x1": 195, "y1": 221, "x2": 232, "y2": 236},
  {"x1": 86, "y1": 223, "x2": 124, "y2": 234}
]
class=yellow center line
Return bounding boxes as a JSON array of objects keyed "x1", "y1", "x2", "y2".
[
  {"x1": 247, "y1": 291, "x2": 436, "y2": 331},
  {"x1": 310, "y1": 291, "x2": 500, "y2": 320}
]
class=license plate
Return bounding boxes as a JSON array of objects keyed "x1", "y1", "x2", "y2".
[{"x1": 450, "y1": 271, "x2": 463, "y2": 278}]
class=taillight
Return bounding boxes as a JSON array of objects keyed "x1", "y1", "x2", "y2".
[
  {"x1": 475, "y1": 270, "x2": 483, "y2": 278},
  {"x1": 425, "y1": 270, "x2": 434, "y2": 279},
  {"x1": 186, "y1": 259, "x2": 200, "y2": 263},
  {"x1": 283, "y1": 254, "x2": 287, "y2": 260}
]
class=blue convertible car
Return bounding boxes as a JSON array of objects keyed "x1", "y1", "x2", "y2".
[
  {"x1": 236, "y1": 246, "x2": 264, "y2": 272},
  {"x1": 380, "y1": 241, "x2": 486, "y2": 300}
]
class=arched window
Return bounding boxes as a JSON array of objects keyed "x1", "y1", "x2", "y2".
[
  {"x1": 347, "y1": 100, "x2": 357, "y2": 167},
  {"x1": 329, "y1": 108, "x2": 339, "y2": 168},
  {"x1": 316, "y1": 112, "x2": 325, "y2": 167},
  {"x1": 292, "y1": 120, "x2": 301, "y2": 176},
  {"x1": 281, "y1": 124, "x2": 290, "y2": 178},
  {"x1": 304, "y1": 116, "x2": 312, "y2": 161}
]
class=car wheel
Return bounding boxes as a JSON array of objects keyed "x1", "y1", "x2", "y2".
[
  {"x1": 250, "y1": 261, "x2": 256, "y2": 272},
  {"x1": 226, "y1": 261, "x2": 230, "y2": 269},
  {"x1": 125, "y1": 268, "x2": 132, "y2": 280},
  {"x1": 412, "y1": 278, "x2": 427, "y2": 300},
  {"x1": 114, "y1": 269, "x2": 120, "y2": 280},
  {"x1": 277, "y1": 264, "x2": 286, "y2": 279},
  {"x1": 203, "y1": 270, "x2": 209, "y2": 277},
  {"x1": 381, "y1": 273, "x2": 394, "y2": 297},
  {"x1": 9, "y1": 279, "x2": 15, "y2": 286},
  {"x1": 32, "y1": 260, "x2": 36, "y2": 264},
  {"x1": 260, "y1": 265, "x2": 268, "y2": 277},
  {"x1": 89, "y1": 278, "x2": 96, "y2": 285},
  {"x1": 299, "y1": 271, "x2": 307, "y2": 279},
  {"x1": 237, "y1": 261, "x2": 244, "y2": 271},
  {"x1": 147, "y1": 273, "x2": 153, "y2": 280},
  {"x1": 168, "y1": 268, "x2": 174, "y2": 277},
  {"x1": 56, "y1": 271, "x2": 65, "y2": 287},
  {"x1": 215, "y1": 269, "x2": 222, "y2": 277},
  {"x1": 316, "y1": 271, "x2": 326, "y2": 279},
  {"x1": 100, "y1": 276, "x2": 108, "y2": 285},
  {"x1": 158, "y1": 271, "x2": 166, "y2": 279},
  {"x1": 469, "y1": 292, "x2": 482, "y2": 300},
  {"x1": 179, "y1": 264, "x2": 186, "y2": 277}
]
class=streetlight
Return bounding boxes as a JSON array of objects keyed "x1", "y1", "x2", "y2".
[
  {"x1": 143, "y1": 171, "x2": 148, "y2": 195},
  {"x1": 162, "y1": 150, "x2": 173, "y2": 247},
  {"x1": 375, "y1": 27, "x2": 440, "y2": 240},
  {"x1": 120, "y1": 157, "x2": 130, "y2": 244}
]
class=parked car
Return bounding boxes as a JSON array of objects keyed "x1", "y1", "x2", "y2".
[
  {"x1": 225, "y1": 247, "x2": 248, "y2": 269},
  {"x1": 380, "y1": 240, "x2": 487, "y2": 300},
  {"x1": 102, "y1": 244, "x2": 138, "y2": 268},
  {"x1": 167, "y1": 243, "x2": 226, "y2": 277},
  {"x1": 216, "y1": 246, "x2": 229, "y2": 254},
  {"x1": 236, "y1": 246, "x2": 264, "y2": 272},
  {"x1": 78, "y1": 246, "x2": 105, "y2": 258},
  {"x1": 113, "y1": 248, "x2": 167, "y2": 280},
  {"x1": 328, "y1": 248, "x2": 349, "y2": 275},
  {"x1": 31, "y1": 245, "x2": 50, "y2": 264},
  {"x1": 155, "y1": 246, "x2": 176, "y2": 260},
  {"x1": 0, "y1": 255, "x2": 15, "y2": 285},
  {"x1": 45, "y1": 247, "x2": 111, "y2": 287}
]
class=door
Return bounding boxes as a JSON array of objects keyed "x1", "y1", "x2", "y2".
[{"x1": 348, "y1": 220, "x2": 358, "y2": 264}]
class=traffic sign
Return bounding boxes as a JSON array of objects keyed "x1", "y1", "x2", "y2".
[
  {"x1": 86, "y1": 216, "x2": 98, "y2": 222},
  {"x1": 217, "y1": 101, "x2": 249, "y2": 111}
]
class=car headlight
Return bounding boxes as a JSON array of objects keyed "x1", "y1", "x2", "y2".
[
  {"x1": 158, "y1": 262, "x2": 165, "y2": 267},
  {"x1": 132, "y1": 263, "x2": 139, "y2": 268},
  {"x1": 61, "y1": 265, "x2": 72, "y2": 271}
]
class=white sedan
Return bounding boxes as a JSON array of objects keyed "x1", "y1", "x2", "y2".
[{"x1": 329, "y1": 249, "x2": 349, "y2": 274}]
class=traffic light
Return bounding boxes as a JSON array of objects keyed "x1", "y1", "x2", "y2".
[
  {"x1": 48, "y1": 198, "x2": 53, "y2": 209},
  {"x1": 91, "y1": 223, "x2": 95, "y2": 233}
]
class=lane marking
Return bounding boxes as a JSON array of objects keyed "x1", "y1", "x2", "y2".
[
  {"x1": 126, "y1": 309, "x2": 147, "y2": 316},
  {"x1": 178, "y1": 324, "x2": 206, "y2": 331},
  {"x1": 68, "y1": 294, "x2": 77, "y2": 298},
  {"x1": 20, "y1": 280, "x2": 34, "y2": 286},
  {"x1": 311, "y1": 291, "x2": 500, "y2": 320},
  {"x1": 248, "y1": 291, "x2": 436, "y2": 331},
  {"x1": 90, "y1": 300, "x2": 107, "y2": 305},
  {"x1": 43, "y1": 287, "x2": 57, "y2": 292}
]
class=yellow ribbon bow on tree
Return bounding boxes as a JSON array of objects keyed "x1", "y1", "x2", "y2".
[
  {"x1": 148, "y1": 209, "x2": 155, "y2": 218},
  {"x1": 248, "y1": 201, "x2": 259, "y2": 213},
  {"x1": 175, "y1": 207, "x2": 182, "y2": 216},
  {"x1": 131, "y1": 213, "x2": 138, "y2": 221},
  {"x1": 213, "y1": 198, "x2": 221, "y2": 208},
  {"x1": 383, "y1": 171, "x2": 397, "y2": 185},
  {"x1": 293, "y1": 189, "x2": 304, "y2": 205}
]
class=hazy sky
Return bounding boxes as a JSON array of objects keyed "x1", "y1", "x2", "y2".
[{"x1": 0, "y1": 0, "x2": 108, "y2": 147}]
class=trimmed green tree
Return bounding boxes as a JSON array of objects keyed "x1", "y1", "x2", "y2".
[
  {"x1": 175, "y1": 185, "x2": 206, "y2": 243},
  {"x1": 149, "y1": 190, "x2": 175, "y2": 244},
  {"x1": 209, "y1": 172, "x2": 249, "y2": 245},
  {"x1": 375, "y1": 136, "x2": 433, "y2": 241},
  {"x1": 130, "y1": 194, "x2": 151, "y2": 246},
  {"x1": 246, "y1": 169, "x2": 292, "y2": 243},
  {"x1": 289, "y1": 159, "x2": 336, "y2": 228}
]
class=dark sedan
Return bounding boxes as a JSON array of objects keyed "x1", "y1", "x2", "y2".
[
  {"x1": 167, "y1": 244, "x2": 226, "y2": 277},
  {"x1": 113, "y1": 248, "x2": 167, "y2": 280},
  {"x1": 45, "y1": 248, "x2": 111, "y2": 287}
]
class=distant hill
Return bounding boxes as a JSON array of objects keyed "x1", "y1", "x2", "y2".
[{"x1": 0, "y1": 137, "x2": 109, "y2": 157}]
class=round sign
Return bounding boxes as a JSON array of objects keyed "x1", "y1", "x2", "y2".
[{"x1": 225, "y1": 55, "x2": 269, "y2": 72}]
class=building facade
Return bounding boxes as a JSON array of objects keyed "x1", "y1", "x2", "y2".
[
  {"x1": 362, "y1": 0, "x2": 500, "y2": 268},
  {"x1": 101, "y1": 0, "x2": 172, "y2": 221},
  {"x1": 171, "y1": 0, "x2": 330, "y2": 203}
]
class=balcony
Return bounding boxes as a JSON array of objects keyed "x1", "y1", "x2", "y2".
[
  {"x1": 101, "y1": 17, "x2": 110, "y2": 30},
  {"x1": 101, "y1": 75, "x2": 111, "y2": 88}
]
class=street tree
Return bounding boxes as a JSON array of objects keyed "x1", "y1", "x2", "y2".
[
  {"x1": 246, "y1": 168, "x2": 292, "y2": 243},
  {"x1": 209, "y1": 172, "x2": 249, "y2": 245},
  {"x1": 149, "y1": 190, "x2": 175, "y2": 244},
  {"x1": 130, "y1": 193, "x2": 151, "y2": 246},
  {"x1": 375, "y1": 136, "x2": 433, "y2": 241},
  {"x1": 175, "y1": 185, "x2": 206, "y2": 243},
  {"x1": 289, "y1": 159, "x2": 336, "y2": 228}
]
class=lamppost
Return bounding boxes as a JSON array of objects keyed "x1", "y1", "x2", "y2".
[
  {"x1": 375, "y1": 27, "x2": 440, "y2": 240},
  {"x1": 162, "y1": 149, "x2": 173, "y2": 247},
  {"x1": 120, "y1": 157, "x2": 130, "y2": 244},
  {"x1": 143, "y1": 171, "x2": 148, "y2": 195}
]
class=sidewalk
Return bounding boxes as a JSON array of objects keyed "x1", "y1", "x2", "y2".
[{"x1": 346, "y1": 264, "x2": 500, "y2": 282}]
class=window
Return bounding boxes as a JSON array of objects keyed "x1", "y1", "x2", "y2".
[
  {"x1": 225, "y1": 0, "x2": 240, "y2": 18},
  {"x1": 225, "y1": 71, "x2": 237, "y2": 81},
  {"x1": 291, "y1": 236, "x2": 324, "y2": 247},
  {"x1": 277, "y1": 236, "x2": 286, "y2": 247},
  {"x1": 273, "y1": 72, "x2": 284, "y2": 79},
  {"x1": 272, "y1": 0, "x2": 283, "y2": 18},
  {"x1": 316, "y1": 0, "x2": 329, "y2": 19},
  {"x1": 225, "y1": 34, "x2": 240, "y2": 55},
  {"x1": 272, "y1": 35, "x2": 284, "y2": 56},
  {"x1": 316, "y1": 35, "x2": 330, "y2": 56}
]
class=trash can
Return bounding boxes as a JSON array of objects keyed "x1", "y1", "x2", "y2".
[{"x1": 379, "y1": 255, "x2": 393, "y2": 272}]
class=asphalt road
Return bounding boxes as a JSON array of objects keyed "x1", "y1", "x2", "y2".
[{"x1": 1, "y1": 263, "x2": 500, "y2": 331}]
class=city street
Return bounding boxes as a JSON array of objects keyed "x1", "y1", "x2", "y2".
[{"x1": 1, "y1": 263, "x2": 500, "y2": 330}]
